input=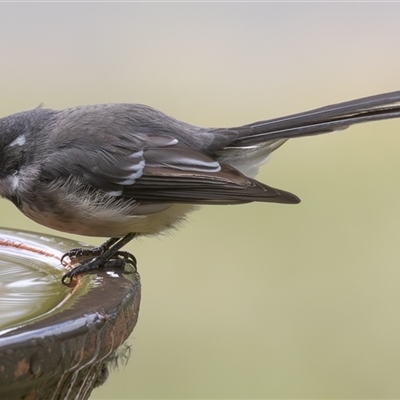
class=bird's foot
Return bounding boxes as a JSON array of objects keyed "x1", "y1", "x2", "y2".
[
  {"x1": 61, "y1": 237, "x2": 119, "y2": 265},
  {"x1": 61, "y1": 251, "x2": 136, "y2": 285},
  {"x1": 61, "y1": 233, "x2": 137, "y2": 285}
]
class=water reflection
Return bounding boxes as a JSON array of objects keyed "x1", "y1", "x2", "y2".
[{"x1": 0, "y1": 245, "x2": 68, "y2": 331}]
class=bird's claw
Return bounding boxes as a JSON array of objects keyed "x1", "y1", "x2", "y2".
[
  {"x1": 61, "y1": 234, "x2": 137, "y2": 285},
  {"x1": 61, "y1": 250, "x2": 137, "y2": 285},
  {"x1": 61, "y1": 243, "x2": 110, "y2": 265}
]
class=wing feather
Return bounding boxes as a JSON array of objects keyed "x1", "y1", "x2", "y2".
[{"x1": 40, "y1": 134, "x2": 299, "y2": 205}]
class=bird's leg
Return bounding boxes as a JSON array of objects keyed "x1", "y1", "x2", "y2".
[{"x1": 61, "y1": 233, "x2": 137, "y2": 285}]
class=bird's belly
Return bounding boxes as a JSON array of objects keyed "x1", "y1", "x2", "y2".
[{"x1": 21, "y1": 202, "x2": 198, "y2": 238}]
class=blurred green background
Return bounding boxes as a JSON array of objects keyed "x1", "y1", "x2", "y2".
[{"x1": 1, "y1": 3, "x2": 400, "y2": 399}]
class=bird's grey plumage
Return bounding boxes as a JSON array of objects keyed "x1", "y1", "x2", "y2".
[{"x1": 0, "y1": 91, "x2": 400, "y2": 238}]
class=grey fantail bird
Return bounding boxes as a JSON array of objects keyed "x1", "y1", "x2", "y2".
[{"x1": 0, "y1": 90, "x2": 400, "y2": 284}]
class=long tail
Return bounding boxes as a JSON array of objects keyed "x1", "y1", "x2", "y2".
[
  {"x1": 229, "y1": 90, "x2": 400, "y2": 146},
  {"x1": 212, "y1": 90, "x2": 400, "y2": 178}
]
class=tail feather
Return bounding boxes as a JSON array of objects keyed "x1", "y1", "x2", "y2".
[{"x1": 229, "y1": 90, "x2": 400, "y2": 146}]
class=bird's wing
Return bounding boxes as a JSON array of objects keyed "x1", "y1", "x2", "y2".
[{"x1": 40, "y1": 135, "x2": 299, "y2": 205}]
